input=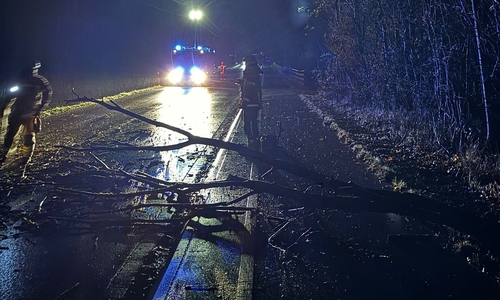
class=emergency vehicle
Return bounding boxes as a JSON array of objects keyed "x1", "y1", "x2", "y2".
[{"x1": 165, "y1": 44, "x2": 216, "y2": 86}]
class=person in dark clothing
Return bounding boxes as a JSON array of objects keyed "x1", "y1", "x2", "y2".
[
  {"x1": 1, "y1": 61, "x2": 52, "y2": 164},
  {"x1": 239, "y1": 54, "x2": 263, "y2": 149}
]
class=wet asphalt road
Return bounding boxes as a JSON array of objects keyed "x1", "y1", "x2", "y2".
[{"x1": 0, "y1": 72, "x2": 245, "y2": 299}]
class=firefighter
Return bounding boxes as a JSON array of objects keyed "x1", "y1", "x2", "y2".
[
  {"x1": 238, "y1": 55, "x2": 263, "y2": 149},
  {"x1": 1, "y1": 61, "x2": 52, "y2": 164},
  {"x1": 219, "y1": 61, "x2": 226, "y2": 80}
]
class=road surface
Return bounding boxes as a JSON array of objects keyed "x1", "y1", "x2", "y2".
[
  {"x1": 1, "y1": 67, "x2": 499, "y2": 300},
  {"x1": 0, "y1": 70, "x2": 250, "y2": 299}
]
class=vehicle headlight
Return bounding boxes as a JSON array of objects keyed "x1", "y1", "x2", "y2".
[
  {"x1": 167, "y1": 67, "x2": 184, "y2": 84},
  {"x1": 190, "y1": 67, "x2": 206, "y2": 84}
]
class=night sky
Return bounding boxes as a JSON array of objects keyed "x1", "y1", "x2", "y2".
[{"x1": 0, "y1": 0, "x2": 319, "y2": 80}]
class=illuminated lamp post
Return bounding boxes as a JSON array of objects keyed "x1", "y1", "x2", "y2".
[{"x1": 189, "y1": 10, "x2": 202, "y2": 48}]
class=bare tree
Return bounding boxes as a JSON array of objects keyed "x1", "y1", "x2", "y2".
[{"x1": 469, "y1": 0, "x2": 490, "y2": 140}]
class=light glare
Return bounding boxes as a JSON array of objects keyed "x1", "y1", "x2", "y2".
[
  {"x1": 168, "y1": 67, "x2": 184, "y2": 84},
  {"x1": 190, "y1": 67, "x2": 206, "y2": 84},
  {"x1": 189, "y1": 10, "x2": 202, "y2": 20}
]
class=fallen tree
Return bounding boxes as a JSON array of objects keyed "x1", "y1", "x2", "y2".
[{"x1": 47, "y1": 95, "x2": 500, "y2": 256}]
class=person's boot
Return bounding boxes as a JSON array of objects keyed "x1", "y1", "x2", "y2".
[
  {"x1": 21, "y1": 144, "x2": 33, "y2": 164},
  {"x1": 254, "y1": 137, "x2": 262, "y2": 152},
  {"x1": 0, "y1": 147, "x2": 7, "y2": 164}
]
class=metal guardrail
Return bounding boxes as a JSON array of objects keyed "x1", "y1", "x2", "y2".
[{"x1": 274, "y1": 64, "x2": 316, "y2": 90}]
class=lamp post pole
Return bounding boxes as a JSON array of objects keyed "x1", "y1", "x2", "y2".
[{"x1": 189, "y1": 10, "x2": 202, "y2": 48}]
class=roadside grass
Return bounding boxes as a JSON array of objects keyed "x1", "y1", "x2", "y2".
[
  {"x1": 42, "y1": 85, "x2": 162, "y2": 117},
  {"x1": 301, "y1": 92, "x2": 500, "y2": 209},
  {"x1": 301, "y1": 92, "x2": 500, "y2": 283}
]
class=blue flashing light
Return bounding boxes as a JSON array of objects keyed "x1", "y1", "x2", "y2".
[
  {"x1": 190, "y1": 66, "x2": 201, "y2": 74},
  {"x1": 173, "y1": 45, "x2": 215, "y2": 53}
]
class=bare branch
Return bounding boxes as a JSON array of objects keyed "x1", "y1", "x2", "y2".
[{"x1": 62, "y1": 96, "x2": 338, "y2": 185}]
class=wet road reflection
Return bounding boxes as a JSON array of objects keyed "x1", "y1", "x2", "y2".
[{"x1": 152, "y1": 87, "x2": 213, "y2": 182}]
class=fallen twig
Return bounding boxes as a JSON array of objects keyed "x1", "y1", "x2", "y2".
[
  {"x1": 286, "y1": 227, "x2": 312, "y2": 251},
  {"x1": 55, "y1": 282, "x2": 80, "y2": 300},
  {"x1": 268, "y1": 217, "x2": 296, "y2": 253},
  {"x1": 61, "y1": 96, "x2": 340, "y2": 186}
]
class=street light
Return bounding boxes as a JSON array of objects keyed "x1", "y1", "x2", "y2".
[
  {"x1": 189, "y1": 10, "x2": 202, "y2": 48},
  {"x1": 189, "y1": 10, "x2": 202, "y2": 21}
]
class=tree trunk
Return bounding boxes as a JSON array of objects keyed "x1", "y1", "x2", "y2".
[{"x1": 470, "y1": 0, "x2": 490, "y2": 140}]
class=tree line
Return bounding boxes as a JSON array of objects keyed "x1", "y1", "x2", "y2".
[{"x1": 310, "y1": 0, "x2": 499, "y2": 152}]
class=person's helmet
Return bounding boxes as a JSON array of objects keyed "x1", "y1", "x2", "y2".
[
  {"x1": 243, "y1": 55, "x2": 257, "y2": 64},
  {"x1": 17, "y1": 60, "x2": 41, "y2": 81},
  {"x1": 32, "y1": 60, "x2": 41, "y2": 70}
]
